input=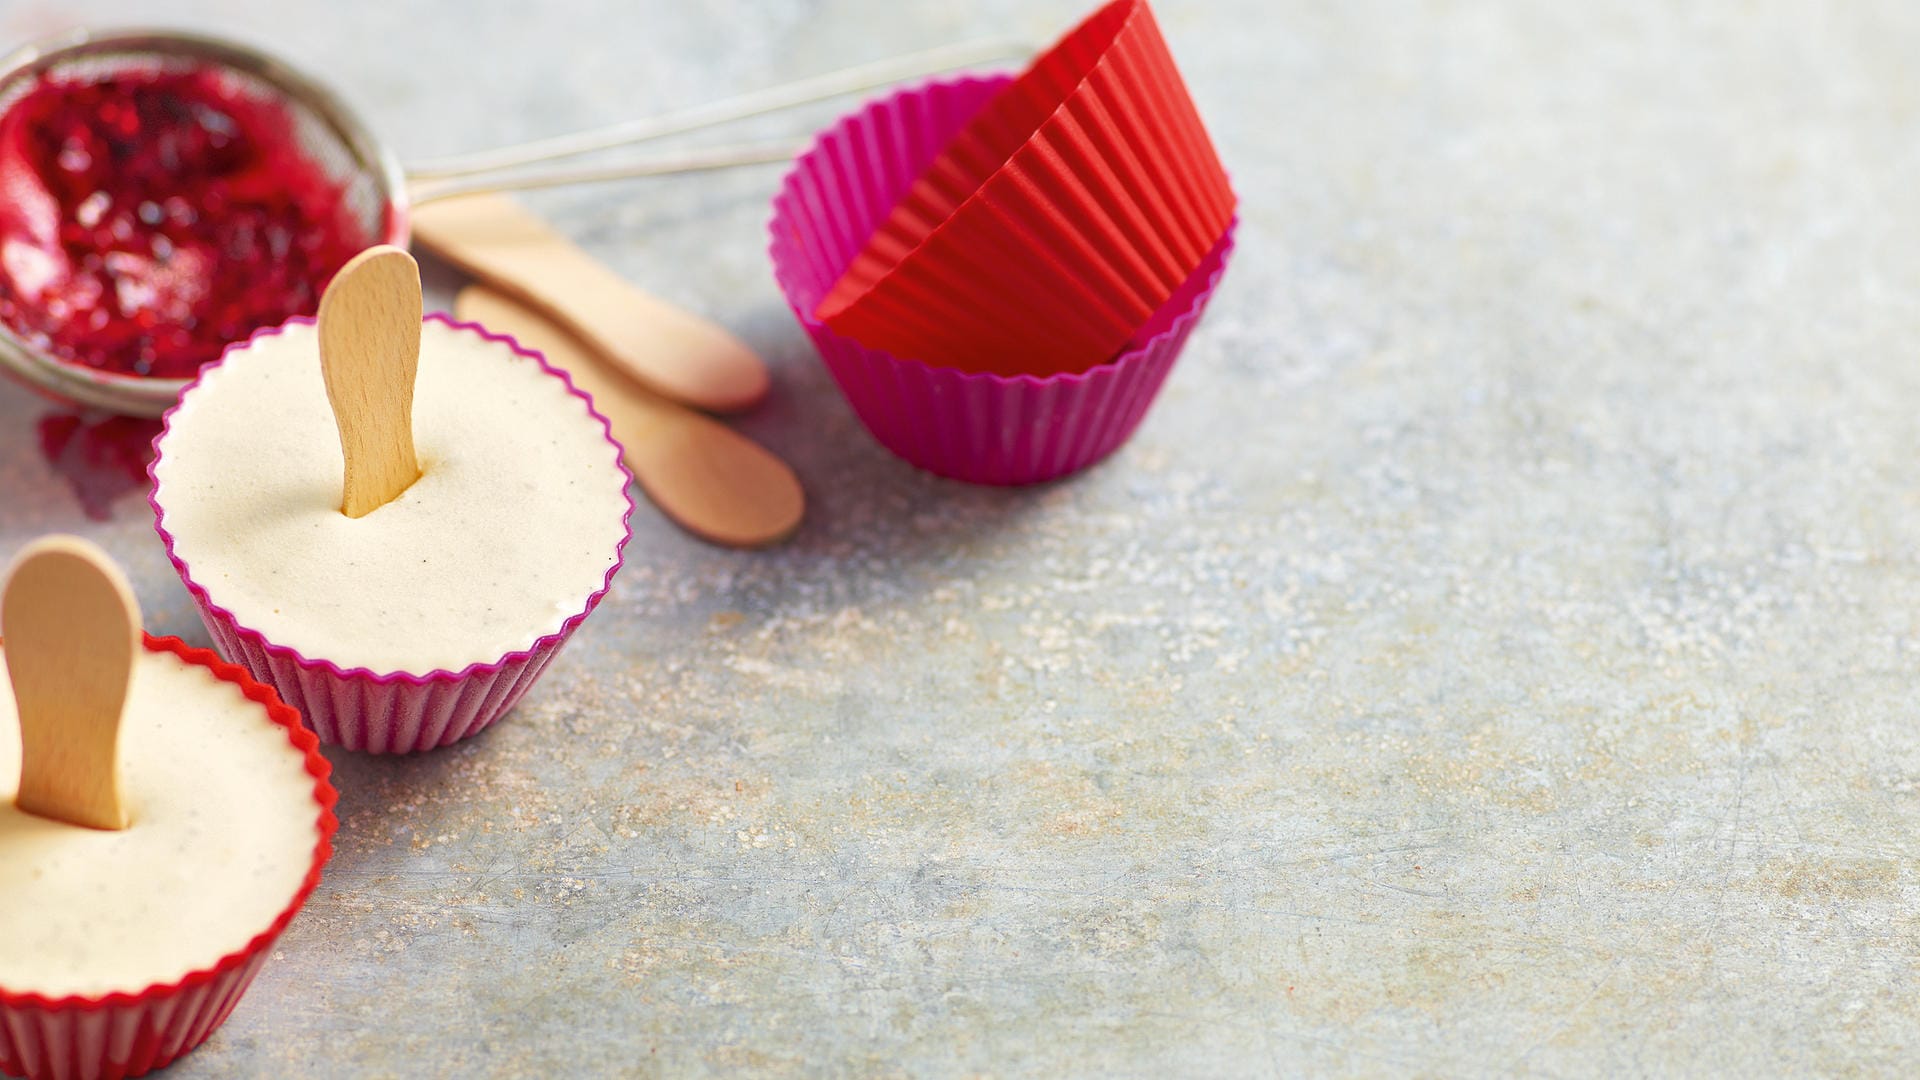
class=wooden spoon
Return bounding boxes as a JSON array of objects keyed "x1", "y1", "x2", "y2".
[
  {"x1": 413, "y1": 193, "x2": 769, "y2": 415},
  {"x1": 456, "y1": 285, "x2": 804, "y2": 549},
  {"x1": 319, "y1": 245, "x2": 424, "y2": 518},
  {"x1": 2, "y1": 535, "x2": 139, "y2": 830}
]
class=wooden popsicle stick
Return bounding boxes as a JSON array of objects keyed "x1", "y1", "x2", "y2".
[
  {"x1": 412, "y1": 194, "x2": 770, "y2": 415},
  {"x1": 320, "y1": 245, "x2": 424, "y2": 518},
  {"x1": 2, "y1": 536, "x2": 138, "y2": 831},
  {"x1": 455, "y1": 284, "x2": 804, "y2": 549}
]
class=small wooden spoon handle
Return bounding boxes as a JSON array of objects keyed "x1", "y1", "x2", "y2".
[
  {"x1": 455, "y1": 284, "x2": 804, "y2": 548},
  {"x1": 320, "y1": 245, "x2": 424, "y2": 518},
  {"x1": 413, "y1": 194, "x2": 770, "y2": 415},
  {"x1": 2, "y1": 536, "x2": 138, "y2": 831}
]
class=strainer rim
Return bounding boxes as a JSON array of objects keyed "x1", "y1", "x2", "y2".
[{"x1": 0, "y1": 25, "x2": 409, "y2": 416}]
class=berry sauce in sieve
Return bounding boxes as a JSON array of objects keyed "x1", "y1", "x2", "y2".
[
  {"x1": 0, "y1": 65, "x2": 374, "y2": 378},
  {"x1": 0, "y1": 28, "x2": 1020, "y2": 415}
]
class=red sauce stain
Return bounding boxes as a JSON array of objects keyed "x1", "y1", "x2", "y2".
[
  {"x1": 36, "y1": 409, "x2": 162, "y2": 521},
  {"x1": 0, "y1": 66, "x2": 374, "y2": 378}
]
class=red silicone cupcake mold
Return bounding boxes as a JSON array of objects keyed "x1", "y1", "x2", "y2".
[
  {"x1": 149, "y1": 314, "x2": 634, "y2": 754},
  {"x1": 0, "y1": 634, "x2": 337, "y2": 1080},
  {"x1": 772, "y1": 74, "x2": 1236, "y2": 486},
  {"x1": 815, "y1": 0, "x2": 1235, "y2": 377}
]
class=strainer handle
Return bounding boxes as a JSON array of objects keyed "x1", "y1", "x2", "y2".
[
  {"x1": 409, "y1": 141, "x2": 804, "y2": 204},
  {"x1": 403, "y1": 36, "x2": 1032, "y2": 183}
]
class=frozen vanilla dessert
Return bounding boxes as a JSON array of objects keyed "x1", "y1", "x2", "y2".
[
  {"x1": 151, "y1": 317, "x2": 630, "y2": 676},
  {"x1": 0, "y1": 642, "x2": 325, "y2": 998}
]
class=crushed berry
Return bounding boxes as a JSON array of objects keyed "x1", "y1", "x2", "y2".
[
  {"x1": 36, "y1": 409, "x2": 162, "y2": 520},
  {"x1": 0, "y1": 66, "x2": 375, "y2": 378}
]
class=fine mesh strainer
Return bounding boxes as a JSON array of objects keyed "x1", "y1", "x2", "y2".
[{"x1": 0, "y1": 26, "x2": 1028, "y2": 416}]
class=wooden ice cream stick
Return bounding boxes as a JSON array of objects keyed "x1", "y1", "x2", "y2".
[
  {"x1": 320, "y1": 245, "x2": 425, "y2": 518},
  {"x1": 412, "y1": 193, "x2": 770, "y2": 415},
  {"x1": 455, "y1": 284, "x2": 804, "y2": 548},
  {"x1": 2, "y1": 535, "x2": 139, "y2": 830}
]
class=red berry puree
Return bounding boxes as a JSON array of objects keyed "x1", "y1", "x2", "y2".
[{"x1": 0, "y1": 66, "x2": 374, "y2": 378}]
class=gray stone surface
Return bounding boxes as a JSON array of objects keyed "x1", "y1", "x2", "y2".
[{"x1": 3, "y1": 0, "x2": 1919, "y2": 1076}]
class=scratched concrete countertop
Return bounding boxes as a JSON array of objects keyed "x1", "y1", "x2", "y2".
[{"x1": 3, "y1": 0, "x2": 1919, "y2": 1076}]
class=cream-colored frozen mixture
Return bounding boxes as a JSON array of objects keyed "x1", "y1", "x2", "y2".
[
  {"x1": 152, "y1": 320, "x2": 628, "y2": 675},
  {"x1": 0, "y1": 645, "x2": 320, "y2": 997}
]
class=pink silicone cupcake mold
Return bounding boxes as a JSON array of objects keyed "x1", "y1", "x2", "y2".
[
  {"x1": 769, "y1": 75, "x2": 1237, "y2": 486},
  {"x1": 148, "y1": 314, "x2": 634, "y2": 754},
  {"x1": 0, "y1": 635, "x2": 337, "y2": 1080}
]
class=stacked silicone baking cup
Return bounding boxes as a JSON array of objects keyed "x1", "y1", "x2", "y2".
[
  {"x1": 0, "y1": 636, "x2": 337, "y2": 1080},
  {"x1": 770, "y1": 0, "x2": 1237, "y2": 485}
]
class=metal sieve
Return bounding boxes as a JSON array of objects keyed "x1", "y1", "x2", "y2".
[{"x1": 0, "y1": 26, "x2": 1027, "y2": 416}]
